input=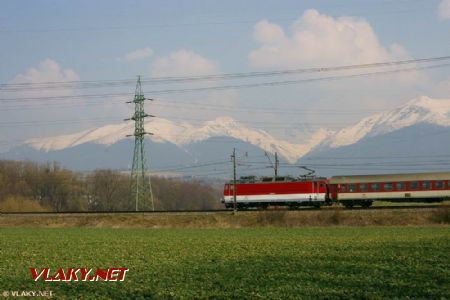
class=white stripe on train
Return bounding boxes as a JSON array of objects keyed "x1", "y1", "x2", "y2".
[
  {"x1": 223, "y1": 193, "x2": 326, "y2": 203},
  {"x1": 337, "y1": 190, "x2": 450, "y2": 200}
]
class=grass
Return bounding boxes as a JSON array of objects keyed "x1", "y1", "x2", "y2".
[
  {"x1": 1, "y1": 208, "x2": 448, "y2": 228},
  {"x1": 372, "y1": 200, "x2": 450, "y2": 206},
  {"x1": 430, "y1": 206, "x2": 450, "y2": 224},
  {"x1": 0, "y1": 227, "x2": 449, "y2": 299}
]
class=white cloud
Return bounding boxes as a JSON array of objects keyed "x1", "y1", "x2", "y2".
[
  {"x1": 123, "y1": 47, "x2": 153, "y2": 61},
  {"x1": 151, "y1": 49, "x2": 219, "y2": 77},
  {"x1": 249, "y1": 9, "x2": 410, "y2": 68},
  {"x1": 438, "y1": 0, "x2": 450, "y2": 20},
  {"x1": 12, "y1": 58, "x2": 79, "y2": 84},
  {"x1": 3, "y1": 59, "x2": 126, "y2": 144},
  {"x1": 1, "y1": 59, "x2": 87, "y2": 145},
  {"x1": 10, "y1": 59, "x2": 80, "y2": 103},
  {"x1": 148, "y1": 50, "x2": 240, "y2": 123},
  {"x1": 253, "y1": 20, "x2": 286, "y2": 45}
]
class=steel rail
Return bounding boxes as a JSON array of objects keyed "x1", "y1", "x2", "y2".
[{"x1": 0, "y1": 205, "x2": 447, "y2": 216}]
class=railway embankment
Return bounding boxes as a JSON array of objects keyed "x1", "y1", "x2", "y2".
[{"x1": 0, "y1": 206, "x2": 449, "y2": 228}]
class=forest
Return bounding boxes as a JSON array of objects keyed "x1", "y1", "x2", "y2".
[{"x1": 0, "y1": 160, "x2": 223, "y2": 212}]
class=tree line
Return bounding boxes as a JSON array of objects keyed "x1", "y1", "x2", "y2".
[{"x1": 0, "y1": 160, "x2": 223, "y2": 212}]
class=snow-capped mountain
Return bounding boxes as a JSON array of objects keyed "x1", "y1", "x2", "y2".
[
  {"x1": 327, "y1": 96, "x2": 450, "y2": 148},
  {"x1": 3, "y1": 96, "x2": 450, "y2": 174},
  {"x1": 26, "y1": 116, "x2": 330, "y2": 163}
]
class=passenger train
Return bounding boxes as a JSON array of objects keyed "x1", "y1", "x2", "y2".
[{"x1": 222, "y1": 172, "x2": 450, "y2": 209}]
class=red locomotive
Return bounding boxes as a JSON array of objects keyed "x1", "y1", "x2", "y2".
[
  {"x1": 223, "y1": 171, "x2": 450, "y2": 209},
  {"x1": 223, "y1": 175, "x2": 329, "y2": 209}
]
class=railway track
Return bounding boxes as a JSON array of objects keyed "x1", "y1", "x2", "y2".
[{"x1": 0, "y1": 205, "x2": 447, "y2": 216}]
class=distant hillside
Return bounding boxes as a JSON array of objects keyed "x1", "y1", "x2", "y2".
[
  {"x1": 2, "y1": 96, "x2": 450, "y2": 176},
  {"x1": 301, "y1": 123, "x2": 450, "y2": 177}
]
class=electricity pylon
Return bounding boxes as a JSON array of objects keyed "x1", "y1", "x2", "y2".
[{"x1": 125, "y1": 75, "x2": 155, "y2": 211}]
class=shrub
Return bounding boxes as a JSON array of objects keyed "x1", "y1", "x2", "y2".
[
  {"x1": 329, "y1": 210, "x2": 343, "y2": 225},
  {"x1": 0, "y1": 196, "x2": 49, "y2": 212},
  {"x1": 430, "y1": 206, "x2": 450, "y2": 224},
  {"x1": 255, "y1": 211, "x2": 287, "y2": 226}
]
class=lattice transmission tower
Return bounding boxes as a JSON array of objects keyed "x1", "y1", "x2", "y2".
[{"x1": 125, "y1": 75, "x2": 155, "y2": 211}]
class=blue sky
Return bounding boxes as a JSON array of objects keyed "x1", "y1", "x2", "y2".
[
  {"x1": 1, "y1": 0, "x2": 448, "y2": 78},
  {"x1": 1, "y1": 0, "x2": 450, "y2": 147}
]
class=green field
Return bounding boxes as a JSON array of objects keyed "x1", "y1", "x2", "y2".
[{"x1": 0, "y1": 227, "x2": 449, "y2": 299}]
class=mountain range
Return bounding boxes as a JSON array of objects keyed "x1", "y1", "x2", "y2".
[{"x1": 2, "y1": 96, "x2": 450, "y2": 177}]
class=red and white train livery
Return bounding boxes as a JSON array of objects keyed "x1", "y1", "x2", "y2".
[
  {"x1": 223, "y1": 176, "x2": 329, "y2": 209},
  {"x1": 223, "y1": 172, "x2": 450, "y2": 209},
  {"x1": 328, "y1": 172, "x2": 450, "y2": 208}
]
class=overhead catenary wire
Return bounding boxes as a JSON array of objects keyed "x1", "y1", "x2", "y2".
[
  {"x1": 152, "y1": 161, "x2": 230, "y2": 173},
  {"x1": 149, "y1": 158, "x2": 450, "y2": 174},
  {"x1": 150, "y1": 164, "x2": 450, "y2": 178},
  {"x1": 306, "y1": 154, "x2": 450, "y2": 160}
]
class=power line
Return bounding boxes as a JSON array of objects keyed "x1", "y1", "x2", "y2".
[
  {"x1": 2, "y1": 55, "x2": 450, "y2": 91},
  {"x1": 150, "y1": 159, "x2": 230, "y2": 171},
  {"x1": 0, "y1": 8, "x2": 423, "y2": 33},
  {"x1": 152, "y1": 161, "x2": 230, "y2": 173},
  {"x1": 150, "y1": 101, "x2": 384, "y2": 115},
  {"x1": 0, "y1": 99, "x2": 386, "y2": 117},
  {"x1": 0, "y1": 114, "x2": 346, "y2": 127},
  {"x1": 0, "y1": 4, "x2": 432, "y2": 34},
  {"x1": 141, "y1": 63, "x2": 450, "y2": 96},
  {"x1": 0, "y1": 99, "x2": 384, "y2": 114},
  {"x1": 1, "y1": 61, "x2": 449, "y2": 102}
]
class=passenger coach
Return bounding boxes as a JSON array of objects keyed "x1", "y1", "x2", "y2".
[{"x1": 328, "y1": 172, "x2": 450, "y2": 208}]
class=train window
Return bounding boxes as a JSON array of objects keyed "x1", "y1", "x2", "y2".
[
  {"x1": 423, "y1": 181, "x2": 431, "y2": 190},
  {"x1": 396, "y1": 182, "x2": 406, "y2": 190},
  {"x1": 410, "y1": 182, "x2": 419, "y2": 190},
  {"x1": 436, "y1": 181, "x2": 444, "y2": 189},
  {"x1": 341, "y1": 184, "x2": 347, "y2": 192},
  {"x1": 349, "y1": 184, "x2": 356, "y2": 192},
  {"x1": 384, "y1": 183, "x2": 393, "y2": 191},
  {"x1": 359, "y1": 183, "x2": 368, "y2": 192},
  {"x1": 371, "y1": 183, "x2": 380, "y2": 191}
]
